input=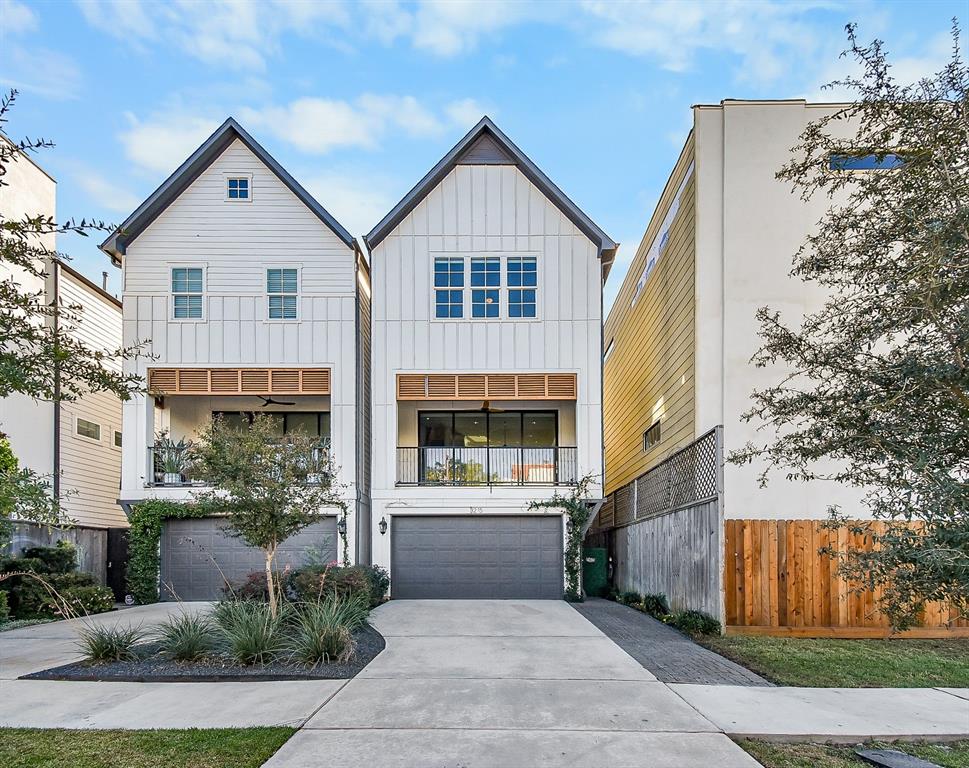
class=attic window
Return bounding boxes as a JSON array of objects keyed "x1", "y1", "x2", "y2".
[{"x1": 227, "y1": 177, "x2": 250, "y2": 200}]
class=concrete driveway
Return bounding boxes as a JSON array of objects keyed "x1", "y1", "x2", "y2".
[{"x1": 264, "y1": 600, "x2": 760, "y2": 768}]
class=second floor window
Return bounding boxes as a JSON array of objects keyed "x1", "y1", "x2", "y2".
[
  {"x1": 434, "y1": 257, "x2": 464, "y2": 318},
  {"x1": 267, "y1": 268, "x2": 298, "y2": 320},
  {"x1": 507, "y1": 257, "x2": 537, "y2": 317},
  {"x1": 471, "y1": 257, "x2": 500, "y2": 318},
  {"x1": 172, "y1": 267, "x2": 203, "y2": 319}
]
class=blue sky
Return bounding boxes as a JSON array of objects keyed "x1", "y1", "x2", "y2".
[{"x1": 1, "y1": 0, "x2": 963, "y2": 312}]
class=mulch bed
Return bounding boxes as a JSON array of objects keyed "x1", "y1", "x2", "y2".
[{"x1": 23, "y1": 623, "x2": 384, "y2": 682}]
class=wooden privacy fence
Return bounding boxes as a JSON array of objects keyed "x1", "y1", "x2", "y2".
[
  {"x1": 725, "y1": 519, "x2": 968, "y2": 637},
  {"x1": 592, "y1": 428, "x2": 725, "y2": 622}
]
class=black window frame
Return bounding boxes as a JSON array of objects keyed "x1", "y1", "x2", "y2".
[
  {"x1": 416, "y1": 410, "x2": 561, "y2": 448},
  {"x1": 643, "y1": 419, "x2": 661, "y2": 451},
  {"x1": 212, "y1": 411, "x2": 331, "y2": 438}
]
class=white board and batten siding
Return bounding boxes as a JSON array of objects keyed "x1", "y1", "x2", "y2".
[
  {"x1": 120, "y1": 138, "x2": 358, "y2": 515},
  {"x1": 370, "y1": 162, "x2": 604, "y2": 501}
]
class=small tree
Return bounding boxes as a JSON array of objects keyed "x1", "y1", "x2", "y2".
[
  {"x1": 0, "y1": 433, "x2": 66, "y2": 548},
  {"x1": 730, "y1": 23, "x2": 969, "y2": 628},
  {"x1": 0, "y1": 90, "x2": 143, "y2": 537},
  {"x1": 190, "y1": 414, "x2": 346, "y2": 616}
]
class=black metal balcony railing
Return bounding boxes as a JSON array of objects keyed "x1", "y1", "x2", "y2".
[
  {"x1": 396, "y1": 446, "x2": 578, "y2": 486},
  {"x1": 147, "y1": 439, "x2": 332, "y2": 487}
]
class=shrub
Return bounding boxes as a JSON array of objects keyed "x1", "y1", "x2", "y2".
[
  {"x1": 287, "y1": 596, "x2": 364, "y2": 666},
  {"x1": 618, "y1": 590, "x2": 642, "y2": 606},
  {"x1": 289, "y1": 565, "x2": 371, "y2": 604},
  {"x1": 157, "y1": 612, "x2": 217, "y2": 661},
  {"x1": 640, "y1": 593, "x2": 670, "y2": 618},
  {"x1": 45, "y1": 585, "x2": 115, "y2": 618},
  {"x1": 563, "y1": 589, "x2": 584, "y2": 603},
  {"x1": 667, "y1": 610, "x2": 721, "y2": 636},
  {"x1": 77, "y1": 623, "x2": 144, "y2": 662},
  {"x1": 214, "y1": 600, "x2": 288, "y2": 665},
  {"x1": 0, "y1": 590, "x2": 8, "y2": 622},
  {"x1": 23, "y1": 541, "x2": 76, "y2": 574},
  {"x1": 224, "y1": 571, "x2": 271, "y2": 602},
  {"x1": 360, "y1": 564, "x2": 390, "y2": 607}
]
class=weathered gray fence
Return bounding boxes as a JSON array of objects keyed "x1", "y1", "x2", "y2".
[
  {"x1": 3, "y1": 522, "x2": 108, "y2": 584},
  {"x1": 588, "y1": 427, "x2": 724, "y2": 622}
]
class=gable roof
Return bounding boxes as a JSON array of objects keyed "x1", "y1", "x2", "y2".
[
  {"x1": 364, "y1": 117, "x2": 618, "y2": 280},
  {"x1": 99, "y1": 118, "x2": 354, "y2": 263}
]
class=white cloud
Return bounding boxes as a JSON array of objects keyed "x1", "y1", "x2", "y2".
[
  {"x1": 0, "y1": 46, "x2": 82, "y2": 100},
  {"x1": 241, "y1": 94, "x2": 480, "y2": 155},
  {"x1": 445, "y1": 98, "x2": 488, "y2": 129},
  {"x1": 118, "y1": 112, "x2": 221, "y2": 174},
  {"x1": 1, "y1": 0, "x2": 37, "y2": 34},
  {"x1": 302, "y1": 169, "x2": 399, "y2": 237},
  {"x1": 75, "y1": 0, "x2": 351, "y2": 71},
  {"x1": 577, "y1": 0, "x2": 830, "y2": 85},
  {"x1": 72, "y1": 167, "x2": 141, "y2": 213}
]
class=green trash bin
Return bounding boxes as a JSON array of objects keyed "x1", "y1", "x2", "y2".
[{"x1": 582, "y1": 547, "x2": 608, "y2": 597}]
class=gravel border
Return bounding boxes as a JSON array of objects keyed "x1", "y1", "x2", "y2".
[{"x1": 23, "y1": 623, "x2": 385, "y2": 682}]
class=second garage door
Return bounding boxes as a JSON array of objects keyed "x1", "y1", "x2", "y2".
[
  {"x1": 391, "y1": 515, "x2": 563, "y2": 599},
  {"x1": 159, "y1": 516, "x2": 337, "y2": 601}
]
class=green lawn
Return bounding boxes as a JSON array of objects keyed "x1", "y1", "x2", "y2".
[
  {"x1": 739, "y1": 740, "x2": 969, "y2": 768},
  {"x1": 0, "y1": 728, "x2": 296, "y2": 768},
  {"x1": 698, "y1": 635, "x2": 969, "y2": 687}
]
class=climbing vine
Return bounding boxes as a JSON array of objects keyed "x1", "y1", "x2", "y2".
[
  {"x1": 126, "y1": 499, "x2": 216, "y2": 604},
  {"x1": 338, "y1": 503, "x2": 350, "y2": 567},
  {"x1": 528, "y1": 475, "x2": 596, "y2": 601}
]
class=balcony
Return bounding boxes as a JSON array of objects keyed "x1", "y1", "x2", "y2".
[
  {"x1": 396, "y1": 446, "x2": 578, "y2": 487},
  {"x1": 147, "y1": 438, "x2": 332, "y2": 488}
]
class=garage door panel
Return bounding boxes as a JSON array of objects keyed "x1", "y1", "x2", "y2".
[
  {"x1": 391, "y1": 515, "x2": 563, "y2": 599},
  {"x1": 160, "y1": 517, "x2": 337, "y2": 601}
]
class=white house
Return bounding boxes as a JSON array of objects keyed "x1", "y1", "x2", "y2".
[
  {"x1": 364, "y1": 117, "x2": 617, "y2": 599},
  {"x1": 0, "y1": 142, "x2": 125, "y2": 583},
  {"x1": 101, "y1": 118, "x2": 370, "y2": 600}
]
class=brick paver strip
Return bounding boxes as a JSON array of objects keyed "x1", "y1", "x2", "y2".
[{"x1": 572, "y1": 598, "x2": 772, "y2": 686}]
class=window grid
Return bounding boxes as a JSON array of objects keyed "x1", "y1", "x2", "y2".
[
  {"x1": 434, "y1": 257, "x2": 464, "y2": 318},
  {"x1": 227, "y1": 177, "x2": 249, "y2": 199},
  {"x1": 171, "y1": 267, "x2": 203, "y2": 319},
  {"x1": 471, "y1": 257, "x2": 500, "y2": 318},
  {"x1": 507, "y1": 257, "x2": 537, "y2": 318},
  {"x1": 76, "y1": 418, "x2": 101, "y2": 441},
  {"x1": 267, "y1": 268, "x2": 298, "y2": 320}
]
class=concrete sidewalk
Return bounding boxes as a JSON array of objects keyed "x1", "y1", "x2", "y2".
[
  {"x1": 673, "y1": 684, "x2": 969, "y2": 743},
  {"x1": 0, "y1": 600, "x2": 966, "y2": 763},
  {"x1": 264, "y1": 600, "x2": 761, "y2": 768}
]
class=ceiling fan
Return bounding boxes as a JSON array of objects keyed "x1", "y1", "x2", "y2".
[
  {"x1": 257, "y1": 395, "x2": 296, "y2": 407},
  {"x1": 478, "y1": 400, "x2": 506, "y2": 413}
]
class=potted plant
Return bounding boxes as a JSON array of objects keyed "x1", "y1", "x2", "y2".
[{"x1": 154, "y1": 431, "x2": 191, "y2": 485}]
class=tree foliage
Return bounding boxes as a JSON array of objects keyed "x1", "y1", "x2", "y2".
[
  {"x1": 730, "y1": 23, "x2": 969, "y2": 628},
  {"x1": 0, "y1": 90, "x2": 145, "y2": 538},
  {"x1": 190, "y1": 414, "x2": 346, "y2": 616}
]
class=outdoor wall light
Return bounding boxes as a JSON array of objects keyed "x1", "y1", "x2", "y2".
[
  {"x1": 379, "y1": 516, "x2": 388, "y2": 535},
  {"x1": 336, "y1": 516, "x2": 347, "y2": 536}
]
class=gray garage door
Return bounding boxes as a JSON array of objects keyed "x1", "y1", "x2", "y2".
[
  {"x1": 159, "y1": 516, "x2": 337, "y2": 601},
  {"x1": 391, "y1": 515, "x2": 563, "y2": 599}
]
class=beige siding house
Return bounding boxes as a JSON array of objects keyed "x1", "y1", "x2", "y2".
[
  {"x1": 595, "y1": 100, "x2": 961, "y2": 637},
  {"x1": 0, "y1": 144, "x2": 125, "y2": 579}
]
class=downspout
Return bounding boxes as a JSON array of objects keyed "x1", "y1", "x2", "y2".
[{"x1": 51, "y1": 260, "x2": 61, "y2": 502}]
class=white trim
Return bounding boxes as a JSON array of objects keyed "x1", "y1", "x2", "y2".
[
  {"x1": 169, "y1": 263, "x2": 207, "y2": 322},
  {"x1": 429, "y1": 252, "x2": 542, "y2": 323},
  {"x1": 223, "y1": 172, "x2": 253, "y2": 202},
  {"x1": 74, "y1": 416, "x2": 102, "y2": 442},
  {"x1": 265, "y1": 265, "x2": 301, "y2": 322}
]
